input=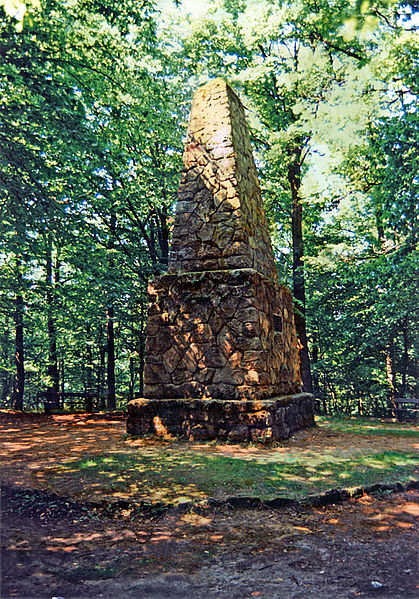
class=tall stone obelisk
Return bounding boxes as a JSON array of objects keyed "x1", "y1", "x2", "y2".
[{"x1": 127, "y1": 79, "x2": 314, "y2": 441}]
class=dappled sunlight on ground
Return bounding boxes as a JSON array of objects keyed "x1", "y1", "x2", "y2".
[
  {"x1": 0, "y1": 410, "x2": 417, "y2": 506},
  {"x1": 1, "y1": 410, "x2": 417, "y2": 599},
  {"x1": 2, "y1": 472, "x2": 418, "y2": 598}
]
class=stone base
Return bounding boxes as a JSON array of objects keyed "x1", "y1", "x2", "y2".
[
  {"x1": 145, "y1": 268, "x2": 302, "y2": 401},
  {"x1": 126, "y1": 393, "x2": 315, "y2": 443}
]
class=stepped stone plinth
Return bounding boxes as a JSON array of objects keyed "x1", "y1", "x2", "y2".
[{"x1": 127, "y1": 79, "x2": 314, "y2": 442}]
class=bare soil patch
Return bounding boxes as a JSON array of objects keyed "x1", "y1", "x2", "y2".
[{"x1": 2, "y1": 483, "x2": 418, "y2": 599}]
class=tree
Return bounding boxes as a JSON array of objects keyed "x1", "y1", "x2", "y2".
[
  {"x1": 172, "y1": 0, "x2": 418, "y2": 409},
  {"x1": 0, "y1": 0, "x2": 188, "y2": 408}
]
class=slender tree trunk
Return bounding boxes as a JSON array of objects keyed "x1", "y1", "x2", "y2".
[
  {"x1": 376, "y1": 209, "x2": 385, "y2": 245},
  {"x1": 386, "y1": 341, "x2": 397, "y2": 417},
  {"x1": 106, "y1": 214, "x2": 116, "y2": 411},
  {"x1": 60, "y1": 357, "x2": 65, "y2": 408},
  {"x1": 106, "y1": 303, "x2": 116, "y2": 410},
  {"x1": 129, "y1": 354, "x2": 135, "y2": 401},
  {"x1": 129, "y1": 315, "x2": 135, "y2": 401},
  {"x1": 288, "y1": 148, "x2": 313, "y2": 394},
  {"x1": 326, "y1": 379, "x2": 337, "y2": 413},
  {"x1": 1, "y1": 329, "x2": 11, "y2": 404},
  {"x1": 400, "y1": 317, "x2": 410, "y2": 397},
  {"x1": 311, "y1": 333, "x2": 320, "y2": 395},
  {"x1": 85, "y1": 324, "x2": 94, "y2": 394},
  {"x1": 1, "y1": 373, "x2": 11, "y2": 404},
  {"x1": 12, "y1": 267, "x2": 24, "y2": 410},
  {"x1": 85, "y1": 324, "x2": 94, "y2": 412},
  {"x1": 357, "y1": 394, "x2": 363, "y2": 416},
  {"x1": 321, "y1": 388, "x2": 328, "y2": 415},
  {"x1": 311, "y1": 333, "x2": 322, "y2": 413},
  {"x1": 97, "y1": 344, "x2": 106, "y2": 410},
  {"x1": 156, "y1": 204, "x2": 169, "y2": 266},
  {"x1": 46, "y1": 239, "x2": 59, "y2": 392},
  {"x1": 139, "y1": 297, "x2": 147, "y2": 397}
]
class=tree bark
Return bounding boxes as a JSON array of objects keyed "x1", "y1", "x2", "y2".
[
  {"x1": 311, "y1": 332, "x2": 320, "y2": 395},
  {"x1": 106, "y1": 214, "x2": 117, "y2": 411},
  {"x1": 60, "y1": 357, "x2": 65, "y2": 397},
  {"x1": 138, "y1": 298, "x2": 146, "y2": 397},
  {"x1": 129, "y1": 314, "x2": 135, "y2": 401},
  {"x1": 288, "y1": 147, "x2": 313, "y2": 394},
  {"x1": 106, "y1": 303, "x2": 116, "y2": 410},
  {"x1": 386, "y1": 341, "x2": 397, "y2": 416},
  {"x1": 85, "y1": 324, "x2": 94, "y2": 412},
  {"x1": 400, "y1": 316, "x2": 410, "y2": 397},
  {"x1": 357, "y1": 394, "x2": 363, "y2": 416},
  {"x1": 156, "y1": 203, "x2": 169, "y2": 266},
  {"x1": 1, "y1": 329, "x2": 12, "y2": 404},
  {"x1": 46, "y1": 238, "x2": 59, "y2": 392},
  {"x1": 96, "y1": 326, "x2": 106, "y2": 410},
  {"x1": 11, "y1": 264, "x2": 24, "y2": 410}
]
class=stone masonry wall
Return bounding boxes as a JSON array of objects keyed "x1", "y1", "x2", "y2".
[
  {"x1": 127, "y1": 394, "x2": 315, "y2": 442},
  {"x1": 145, "y1": 269, "x2": 301, "y2": 400},
  {"x1": 169, "y1": 78, "x2": 278, "y2": 280},
  {"x1": 141, "y1": 78, "x2": 303, "y2": 402},
  {"x1": 127, "y1": 78, "x2": 314, "y2": 441}
]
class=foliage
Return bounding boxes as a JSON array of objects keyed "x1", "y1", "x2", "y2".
[
  {"x1": 0, "y1": 0, "x2": 188, "y2": 406},
  {"x1": 0, "y1": 0, "x2": 417, "y2": 414}
]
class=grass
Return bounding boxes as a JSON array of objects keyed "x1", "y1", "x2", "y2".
[
  {"x1": 318, "y1": 415, "x2": 419, "y2": 437},
  {"x1": 41, "y1": 415, "x2": 418, "y2": 506},
  {"x1": 51, "y1": 449, "x2": 418, "y2": 504}
]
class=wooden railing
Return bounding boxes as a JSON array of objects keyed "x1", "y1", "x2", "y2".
[
  {"x1": 37, "y1": 391, "x2": 95, "y2": 413},
  {"x1": 393, "y1": 397, "x2": 419, "y2": 421}
]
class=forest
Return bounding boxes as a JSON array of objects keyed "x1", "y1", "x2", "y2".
[{"x1": 1, "y1": 0, "x2": 417, "y2": 415}]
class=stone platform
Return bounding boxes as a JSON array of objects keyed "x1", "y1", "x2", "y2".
[{"x1": 127, "y1": 393, "x2": 314, "y2": 442}]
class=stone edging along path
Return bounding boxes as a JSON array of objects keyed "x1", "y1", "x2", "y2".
[
  {"x1": 5, "y1": 480, "x2": 417, "y2": 522},
  {"x1": 102, "y1": 479, "x2": 419, "y2": 516}
]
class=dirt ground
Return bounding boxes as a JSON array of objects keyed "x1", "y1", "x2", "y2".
[{"x1": 1, "y1": 411, "x2": 418, "y2": 599}]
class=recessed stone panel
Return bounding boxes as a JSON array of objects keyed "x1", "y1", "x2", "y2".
[{"x1": 144, "y1": 269, "x2": 301, "y2": 400}]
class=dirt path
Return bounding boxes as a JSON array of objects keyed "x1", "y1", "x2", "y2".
[
  {"x1": 1, "y1": 411, "x2": 418, "y2": 598},
  {"x1": 2, "y1": 483, "x2": 418, "y2": 599}
]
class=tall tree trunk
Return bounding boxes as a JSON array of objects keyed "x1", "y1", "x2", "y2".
[
  {"x1": 12, "y1": 261, "x2": 24, "y2": 410},
  {"x1": 129, "y1": 353, "x2": 135, "y2": 401},
  {"x1": 1, "y1": 373, "x2": 11, "y2": 404},
  {"x1": 138, "y1": 298, "x2": 146, "y2": 397},
  {"x1": 46, "y1": 238, "x2": 59, "y2": 392},
  {"x1": 85, "y1": 324, "x2": 94, "y2": 412},
  {"x1": 386, "y1": 341, "x2": 397, "y2": 416},
  {"x1": 156, "y1": 203, "x2": 169, "y2": 266},
  {"x1": 400, "y1": 317, "x2": 410, "y2": 397},
  {"x1": 60, "y1": 357, "x2": 65, "y2": 407},
  {"x1": 325, "y1": 378, "x2": 337, "y2": 413},
  {"x1": 357, "y1": 394, "x2": 363, "y2": 416},
  {"x1": 1, "y1": 329, "x2": 11, "y2": 404},
  {"x1": 311, "y1": 332, "x2": 320, "y2": 396},
  {"x1": 311, "y1": 332, "x2": 322, "y2": 413},
  {"x1": 106, "y1": 214, "x2": 117, "y2": 411},
  {"x1": 106, "y1": 303, "x2": 116, "y2": 410},
  {"x1": 97, "y1": 343, "x2": 106, "y2": 409},
  {"x1": 288, "y1": 148, "x2": 313, "y2": 394},
  {"x1": 129, "y1": 314, "x2": 135, "y2": 401}
]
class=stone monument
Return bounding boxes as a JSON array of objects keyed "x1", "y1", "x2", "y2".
[{"x1": 127, "y1": 79, "x2": 314, "y2": 442}]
